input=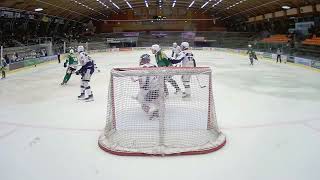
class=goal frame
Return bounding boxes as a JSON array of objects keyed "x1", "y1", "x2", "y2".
[{"x1": 98, "y1": 67, "x2": 226, "y2": 156}]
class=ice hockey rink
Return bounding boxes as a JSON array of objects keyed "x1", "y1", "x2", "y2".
[{"x1": 1, "y1": 50, "x2": 320, "y2": 180}]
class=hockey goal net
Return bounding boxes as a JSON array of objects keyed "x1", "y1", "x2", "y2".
[{"x1": 98, "y1": 67, "x2": 226, "y2": 156}]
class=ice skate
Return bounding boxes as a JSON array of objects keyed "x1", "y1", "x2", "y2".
[
  {"x1": 182, "y1": 92, "x2": 191, "y2": 99},
  {"x1": 174, "y1": 89, "x2": 182, "y2": 95},
  {"x1": 84, "y1": 94, "x2": 94, "y2": 102},
  {"x1": 78, "y1": 93, "x2": 85, "y2": 100}
]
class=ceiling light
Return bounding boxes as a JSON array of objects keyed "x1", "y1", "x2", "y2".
[
  {"x1": 124, "y1": 0, "x2": 132, "y2": 9},
  {"x1": 212, "y1": 0, "x2": 223, "y2": 8},
  {"x1": 172, "y1": 0, "x2": 177, "y2": 7},
  {"x1": 225, "y1": 0, "x2": 247, "y2": 10},
  {"x1": 188, "y1": 1, "x2": 195, "y2": 8},
  {"x1": 201, "y1": 0, "x2": 211, "y2": 9},
  {"x1": 282, "y1": 5, "x2": 291, "y2": 10},
  {"x1": 96, "y1": 0, "x2": 109, "y2": 8},
  {"x1": 109, "y1": 0, "x2": 120, "y2": 9},
  {"x1": 35, "y1": 8, "x2": 43, "y2": 12}
]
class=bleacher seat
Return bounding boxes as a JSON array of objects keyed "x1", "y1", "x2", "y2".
[
  {"x1": 261, "y1": 34, "x2": 289, "y2": 43},
  {"x1": 302, "y1": 35, "x2": 320, "y2": 46}
]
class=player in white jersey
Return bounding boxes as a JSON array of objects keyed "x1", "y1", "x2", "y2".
[
  {"x1": 171, "y1": 42, "x2": 181, "y2": 59},
  {"x1": 169, "y1": 42, "x2": 196, "y2": 99},
  {"x1": 75, "y1": 46, "x2": 95, "y2": 102},
  {"x1": 133, "y1": 54, "x2": 160, "y2": 120}
]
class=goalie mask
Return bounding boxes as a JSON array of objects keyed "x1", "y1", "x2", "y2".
[
  {"x1": 139, "y1": 54, "x2": 151, "y2": 66},
  {"x1": 69, "y1": 49, "x2": 74, "y2": 54}
]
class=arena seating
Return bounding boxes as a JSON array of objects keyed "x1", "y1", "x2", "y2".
[
  {"x1": 261, "y1": 34, "x2": 290, "y2": 43},
  {"x1": 137, "y1": 31, "x2": 254, "y2": 48},
  {"x1": 302, "y1": 35, "x2": 320, "y2": 46}
]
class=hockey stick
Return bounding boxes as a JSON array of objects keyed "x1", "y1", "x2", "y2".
[
  {"x1": 192, "y1": 58, "x2": 206, "y2": 88},
  {"x1": 196, "y1": 75, "x2": 206, "y2": 88}
]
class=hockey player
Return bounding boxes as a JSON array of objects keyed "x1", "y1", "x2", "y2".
[
  {"x1": 0, "y1": 58, "x2": 8, "y2": 79},
  {"x1": 151, "y1": 44, "x2": 181, "y2": 96},
  {"x1": 134, "y1": 54, "x2": 160, "y2": 120},
  {"x1": 75, "y1": 46, "x2": 95, "y2": 102},
  {"x1": 61, "y1": 49, "x2": 78, "y2": 85},
  {"x1": 171, "y1": 42, "x2": 181, "y2": 59},
  {"x1": 276, "y1": 48, "x2": 282, "y2": 63},
  {"x1": 169, "y1": 42, "x2": 196, "y2": 99},
  {"x1": 247, "y1": 44, "x2": 258, "y2": 66}
]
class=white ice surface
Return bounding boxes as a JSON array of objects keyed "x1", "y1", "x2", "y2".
[{"x1": 1, "y1": 50, "x2": 320, "y2": 180}]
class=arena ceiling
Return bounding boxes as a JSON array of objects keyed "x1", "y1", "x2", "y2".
[{"x1": 0, "y1": 0, "x2": 317, "y2": 22}]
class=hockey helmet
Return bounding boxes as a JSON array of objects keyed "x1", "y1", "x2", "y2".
[
  {"x1": 151, "y1": 44, "x2": 160, "y2": 54},
  {"x1": 173, "y1": 42, "x2": 178, "y2": 48},
  {"x1": 77, "y1": 45, "x2": 84, "y2": 52},
  {"x1": 181, "y1": 42, "x2": 189, "y2": 50}
]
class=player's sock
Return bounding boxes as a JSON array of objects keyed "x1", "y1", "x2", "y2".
[
  {"x1": 168, "y1": 79, "x2": 181, "y2": 92},
  {"x1": 65, "y1": 73, "x2": 71, "y2": 83}
]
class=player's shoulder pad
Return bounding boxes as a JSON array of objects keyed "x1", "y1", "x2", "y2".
[
  {"x1": 80, "y1": 52, "x2": 88, "y2": 56},
  {"x1": 186, "y1": 52, "x2": 194, "y2": 56}
]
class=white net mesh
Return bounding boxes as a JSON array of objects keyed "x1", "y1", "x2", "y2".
[{"x1": 98, "y1": 67, "x2": 226, "y2": 156}]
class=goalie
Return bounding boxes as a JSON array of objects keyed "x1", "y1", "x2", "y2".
[
  {"x1": 61, "y1": 49, "x2": 78, "y2": 85},
  {"x1": 133, "y1": 54, "x2": 160, "y2": 120}
]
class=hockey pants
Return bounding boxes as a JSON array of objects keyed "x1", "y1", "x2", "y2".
[
  {"x1": 80, "y1": 70, "x2": 93, "y2": 97},
  {"x1": 277, "y1": 55, "x2": 282, "y2": 63}
]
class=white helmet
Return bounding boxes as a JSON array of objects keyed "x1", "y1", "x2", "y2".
[
  {"x1": 173, "y1": 42, "x2": 178, "y2": 48},
  {"x1": 77, "y1": 45, "x2": 84, "y2": 52},
  {"x1": 151, "y1": 44, "x2": 160, "y2": 54},
  {"x1": 181, "y1": 42, "x2": 189, "y2": 50},
  {"x1": 248, "y1": 44, "x2": 252, "y2": 48},
  {"x1": 69, "y1": 49, "x2": 74, "y2": 54}
]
